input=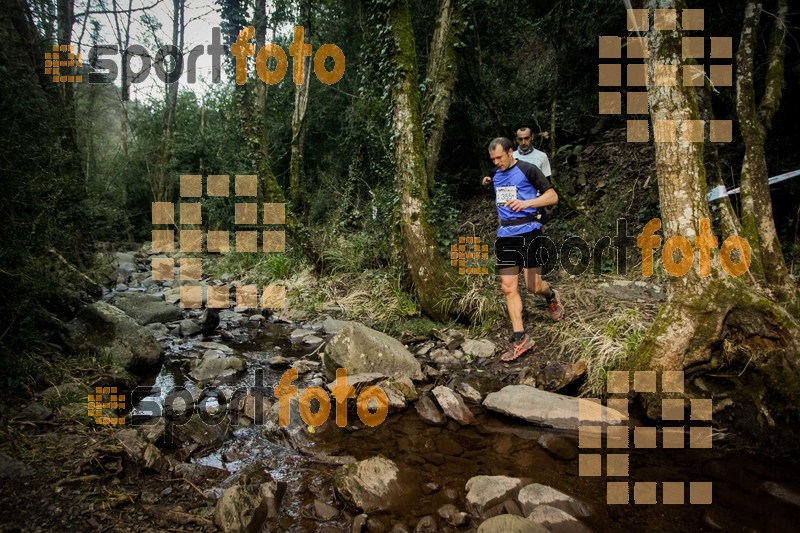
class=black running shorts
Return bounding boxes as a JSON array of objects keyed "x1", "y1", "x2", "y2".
[{"x1": 495, "y1": 229, "x2": 545, "y2": 273}]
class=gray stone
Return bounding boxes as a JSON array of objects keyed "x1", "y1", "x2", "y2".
[
  {"x1": 390, "y1": 524, "x2": 411, "y2": 533},
  {"x1": 432, "y1": 386, "x2": 476, "y2": 425},
  {"x1": 483, "y1": 385, "x2": 625, "y2": 430},
  {"x1": 461, "y1": 339, "x2": 496, "y2": 359},
  {"x1": 443, "y1": 330, "x2": 465, "y2": 350},
  {"x1": 164, "y1": 287, "x2": 182, "y2": 304},
  {"x1": 323, "y1": 317, "x2": 347, "y2": 334},
  {"x1": 477, "y1": 515, "x2": 548, "y2": 533},
  {"x1": 15, "y1": 402, "x2": 52, "y2": 421},
  {"x1": 111, "y1": 292, "x2": 182, "y2": 325},
  {"x1": 116, "y1": 429, "x2": 171, "y2": 473},
  {"x1": 145, "y1": 322, "x2": 169, "y2": 338},
  {"x1": 291, "y1": 359, "x2": 321, "y2": 374},
  {"x1": 430, "y1": 348, "x2": 456, "y2": 365},
  {"x1": 456, "y1": 382, "x2": 483, "y2": 404},
  {"x1": 249, "y1": 314, "x2": 265, "y2": 322},
  {"x1": 326, "y1": 373, "x2": 386, "y2": 392},
  {"x1": 353, "y1": 514, "x2": 369, "y2": 533},
  {"x1": 189, "y1": 350, "x2": 245, "y2": 382},
  {"x1": 415, "y1": 394, "x2": 447, "y2": 426},
  {"x1": 63, "y1": 301, "x2": 163, "y2": 371},
  {"x1": 314, "y1": 499, "x2": 339, "y2": 521},
  {"x1": 416, "y1": 342, "x2": 434, "y2": 356},
  {"x1": 304, "y1": 335, "x2": 324, "y2": 345},
  {"x1": 194, "y1": 341, "x2": 234, "y2": 354},
  {"x1": 268, "y1": 355, "x2": 292, "y2": 367},
  {"x1": 180, "y1": 319, "x2": 201, "y2": 337},
  {"x1": 322, "y1": 322, "x2": 423, "y2": 381},
  {"x1": 526, "y1": 505, "x2": 592, "y2": 533},
  {"x1": 333, "y1": 456, "x2": 403, "y2": 513},
  {"x1": 172, "y1": 462, "x2": 228, "y2": 485},
  {"x1": 438, "y1": 504, "x2": 468, "y2": 527},
  {"x1": 517, "y1": 484, "x2": 591, "y2": 518},
  {"x1": 290, "y1": 328, "x2": 316, "y2": 341},
  {"x1": 537, "y1": 434, "x2": 579, "y2": 461},
  {"x1": 381, "y1": 382, "x2": 408, "y2": 412},
  {"x1": 0, "y1": 453, "x2": 35, "y2": 479},
  {"x1": 465, "y1": 476, "x2": 524, "y2": 518}
]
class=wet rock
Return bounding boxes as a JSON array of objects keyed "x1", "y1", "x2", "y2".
[
  {"x1": 323, "y1": 322, "x2": 424, "y2": 381},
  {"x1": 483, "y1": 385, "x2": 624, "y2": 430},
  {"x1": 164, "y1": 287, "x2": 182, "y2": 304},
  {"x1": 146, "y1": 322, "x2": 169, "y2": 338},
  {"x1": 461, "y1": 339, "x2": 496, "y2": 359},
  {"x1": 326, "y1": 373, "x2": 386, "y2": 392},
  {"x1": 435, "y1": 434, "x2": 464, "y2": 456},
  {"x1": 503, "y1": 499, "x2": 523, "y2": 516},
  {"x1": 15, "y1": 402, "x2": 52, "y2": 421},
  {"x1": 527, "y1": 505, "x2": 591, "y2": 533},
  {"x1": 323, "y1": 317, "x2": 347, "y2": 334},
  {"x1": 292, "y1": 359, "x2": 321, "y2": 374},
  {"x1": 367, "y1": 518, "x2": 386, "y2": 532},
  {"x1": 180, "y1": 318, "x2": 201, "y2": 337},
  {"x1": 189, "y1": 349, "x2": 245, "y2": 382},
  {"x1": 477, "y1": 515, "x2": 548, "y2": 533},
  {"x1": 0, "y1": 452, "x2": 35, "y2": 479},
  {"x1": 421, "y1": 482, "x2": 440, "y2": 495},
  {"x1": 537, "y1": 434, "x2": 578, "y2": 461},
  {"x1": 393, "y1": 377, "x2": 418, "y2": 401},
  {"x1": 214, "y1": 476, "x2": 286, "y2": 533},
  {"x1": 415, "y1": 394, "x2": 447, "y2": 426},
  {"x1": 390, "y1": 524, "x2": 411, "y2": 533},
  {"x1": 465, "y1": 475, "x2": 524, "y2": 518},
  {"x1": 517, "y1": 483, "x2": 590, "y2": 518},
  {"x1": 242, "y1": 391, "x2": 272, "y2": 423},
  {"x1": 432, "y1": 386, "x2": 476, "y2": 425},
  {"x1": 314, "y1": 499, "x2": 340, "y2": 521},
  {"x1": 353, "y1": 513, "x2": 369, "y2": 532},
  {"x1": 764, "y1": 481, "x2": 800, "y2": 508},
  {"x1": 248, "y1": 314, "x2": 265, "y2": 322},
  {"x1": 195, "y1": 341, "x2": 234, "y2": 354},
  {"x1": 304, "y1": 335, "x2": 324, "y2": 345},
  {"x1": 114, "y1": 252, "x2": 137, "y2": 283},
  {"x1": 423, "y1": 365, "x2": 441, "y2": 379},
  {"x1": 143, "y1": 417, "x2": 166, "y2": 443},
  {"x1": 199, "y1": 308, "x2": 221, "y2": 335},
  {"x1": 169, "y1": 415, "x2": 231, "y2": 447},
  {"x1": 414, "y1": 515, "x2": 438, "y2": 533},
  {"x1": 268, "y1": 355, "x2": 292, "y2": 367},
  {"x1": 63, "y1": 302, "x2": 163, "y2": 371},
  {"x1": 438, "y1": 504, "x2": 468, "y2": 527},
  {"x1": 333, "y1": 456, "x2": 403, "y2": 513},
  {"x1": 116, "y1": 428, "x2": 171, "y2": 473},
  {"x1": 456, "y1": 382, "x2": 482, "y2": 404},
  {"x1": 430, "y1": 348, "x2": 456, "y2": 365},
  {"x1": 111, "y1": 292, "x2": 182, "y2": 325}
]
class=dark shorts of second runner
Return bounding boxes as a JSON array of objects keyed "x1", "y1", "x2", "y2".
[{"x1": 495, "y1": 229, "x2": 545, "y2": 273}]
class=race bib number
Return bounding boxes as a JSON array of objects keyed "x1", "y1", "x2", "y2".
[{"x1": 495, "y1": 186, "x2": 517, "y2": 206}]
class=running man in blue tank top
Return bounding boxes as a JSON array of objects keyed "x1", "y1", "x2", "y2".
[{"x1": 481, "y1": 137, "x2": 565, "y2": 362}]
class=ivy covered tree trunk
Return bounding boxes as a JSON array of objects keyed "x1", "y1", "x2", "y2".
[
  {"x1": 735, "y1": 0, "x2": 791, "y2": 297},
  {"x1": 388, "y1": 0, "x2": 456, "y2": 320},
  {"x1": 289, "y1": 0, "x2": 312, "y2": 207},
  {"x1": 423, "y1": 0, "x2": 465, "y2": 190},
  {"x1": 632, "y1": 0, "x2": 800, "y2": 448}
]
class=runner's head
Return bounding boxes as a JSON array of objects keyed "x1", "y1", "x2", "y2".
[
  {"x1": 516, "y1": 127, "x2": 533, "y2": 152},
  {"x1": 488, "y1": 137, "x2": 515, "y2": 171}
]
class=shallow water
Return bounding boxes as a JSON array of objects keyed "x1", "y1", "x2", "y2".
[{"x1": 138, "y1": 322, "x2": 800, "y2": 532}]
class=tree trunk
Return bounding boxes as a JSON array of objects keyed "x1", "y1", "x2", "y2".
[
  {"x1": 735, "y1": 0, "x2": 791, "y2": 295},
  {"x1": 632, "y1": 0, "x2": 800, "y2": 448},
  {"x1": 388, "y1": 0, "x2": 456, "y2": 321},
  {"x1": 423, "y1": 0, "x2": 464, "y2": 190},
  {"x1": 289, "y1": 0, "x2": 312, "y2": 207}
]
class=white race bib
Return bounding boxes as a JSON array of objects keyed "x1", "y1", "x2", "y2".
[{"x1": 495, "y1": 186, "x2": 517, "y2": 206}]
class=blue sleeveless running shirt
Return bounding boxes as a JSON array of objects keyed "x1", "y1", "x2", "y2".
[{"x1": 492, "y1": 160, "x2": 553, "y2": 237}]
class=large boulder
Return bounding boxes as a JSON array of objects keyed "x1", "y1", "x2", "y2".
[
  {"x1": 322, "y1": 322, "x2": 423, "y2": 381},
  {"x1": 189, "y1": 349, "x2": 245, "y2": 382},
  {"x1": 483, "y1": 385, "x2": 625, "y2": 430},
  {"x1": 63, "y1": 301, "x2": 162, "y2": 371},
  {"x1": 214, "y1": 464, "x2": 286, "y2": 533},
  {"x1": 432, "y1": 386, "x2": 476, "y2": 425},
  {"x1": 526, "y1": 505, "x2": 593, "y2": 533},
  {"x1": 333, "y1": 456, "x2": 403, "y2": 513},
  {"x1": 110, "y1": 292, "x2": 182, "y2": 325}
]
